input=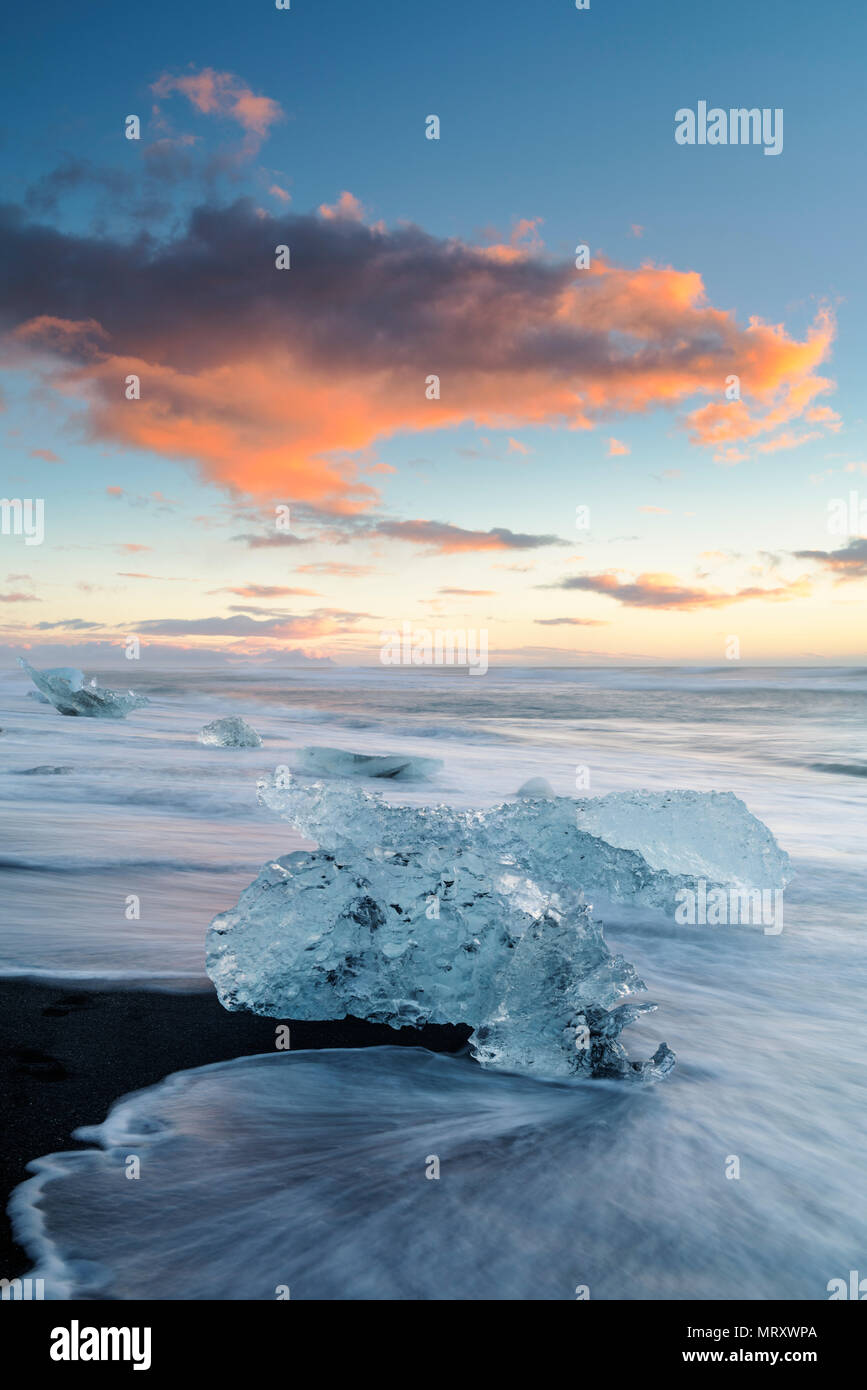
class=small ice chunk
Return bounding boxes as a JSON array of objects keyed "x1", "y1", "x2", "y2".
[
  {"x1": 199, "y1": 716, "x2": 262, "y2": 748},
  {"x1": 293, "y1": 746, "x2": 442, "y2": 780},
  {"x1": 18, "y1": 659, "x2": 148, "y2": 720},
  {"x1": 516, "y1": 777, "x2": 555, "y2": 798}
]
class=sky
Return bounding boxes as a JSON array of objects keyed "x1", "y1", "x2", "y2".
[{"x1": 1, "y1": 0, "x2": 865, "y2": 667}]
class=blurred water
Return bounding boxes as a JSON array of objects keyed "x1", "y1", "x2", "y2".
[
  {"x1": 3, "y1": 662, "x2": 866, "y2": 1298},
  {"x1": 1, "y1": 663, "x2": 864, "y2": 981}
]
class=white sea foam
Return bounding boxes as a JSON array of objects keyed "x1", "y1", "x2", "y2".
[{"x1": 10, "y1": 1035, "x2": 866, "y2": 1300}]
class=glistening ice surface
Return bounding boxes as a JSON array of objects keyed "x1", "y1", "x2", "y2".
[
  {"x1": 198, "y1": 716, "x2": 262, "y2": 748},
  {"x1": 18, "y1": 660, "x2": 149, "y2": 720},
  {"x1": 206, "y1": 776, "x2": 787, "y2": 1078},
  {"x1": 292, "y1": 745, "x2": 443, "y2": 780}
]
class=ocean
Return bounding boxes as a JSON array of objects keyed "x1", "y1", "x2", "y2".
[{"x1": 1, "y1": 663, "x2": 865, "y2": 1298}]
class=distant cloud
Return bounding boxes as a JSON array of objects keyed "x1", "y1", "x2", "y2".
[
  {"x1": 296, "y1": 563, "x2": 376, "y2": 577},
  {"x1": 756, "y1": 431, "x2": 821, "y2": 454},
  {"x1": 437, "y1": 587, "x2": 497, "y2": 596},
  {"x1": 33, "y1": 618, "x2": 103, "y2": 630},
  {"x1": 28, "y1": 448, "x2": 61, "y2": 463},
  {"x1": 608, "y1": 438, "x2": 630, "y2": 456},
  {"x1": 137, "y1": 609, "x2": 369, "y2": 638},
  {"x1": 25, "y1": 156, "x2": 135, "y2": 216},
  {"x1": 151, "y1": 68, "x2": 284, "y2": 141},
  {"x1": 0, "y1": 591, "x2": 38, "y2": 603},
  {"x1": 546, "y1": 571, "x2": 812, "y2": 611},
  {"x1": 210, "y1": 584, "x2": 322, "y2": 598},
  {"x1": 234, "y1": 532, "x2": 311, "y2": 549},
  {"x1": 368, "y1": 520, "x2": 566, "y2": 554},
  {"x1": 117, "y1": 572, "x2": 187, "y2": 581},
  {"x1": 318, "y1": 191, "x2": 365, "y2": 222},
  {"x1": 793, "y1": 538, "x2": 867, "y2": 581},
  {"x1": 534, "y1": 617, "x2": 608, "y2": 626}
]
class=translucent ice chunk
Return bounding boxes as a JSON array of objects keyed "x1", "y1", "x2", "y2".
[
  {"x1": 575, "y1": 789, "x2": 790, "y2": 887},
  {"x1": 18, "y1": 659, "x2": 148, "y2": 719},
  {"x1": 205, "y1": 774, "x2": 723, "y2": 1079},
  {"x1": 516, "y1": 777, "x2": 555, "y2": 797},
  {"x1": 198, "y1": 716, "x2": 262, "y2": 748},
  {"x1": 293, "y1": 746, "x2": 442, "y2": 780}
]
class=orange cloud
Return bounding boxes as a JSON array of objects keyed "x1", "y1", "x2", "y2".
[
  {"x1": 548, "y1": 570, "x2": 812, "y2": 610},
  {"x1": 319, "y1": 191, "x2": 365, "y2": 221},
  {"x1": 755, "y1": 430, "x2": 821, "y2": 454},
  {"x1": 0, "y1": 203, "x2": 839, "y2": 509},
  {"x1": 608, "y1": 437, "x2": 630, "y2": 456},
  {"x1": 152, "y1": 69, "x2": 283, "y2": 139}
]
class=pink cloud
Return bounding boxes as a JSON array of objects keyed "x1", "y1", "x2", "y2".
[{"x1": 151, "y1": 68, "x2": 283, "y2": 141}]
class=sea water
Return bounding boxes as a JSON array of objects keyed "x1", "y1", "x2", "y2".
[{"x1": 2, "y1": 664, "x2": 865, "y2": 1298}]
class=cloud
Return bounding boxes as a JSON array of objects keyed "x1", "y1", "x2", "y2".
[
  {"x1": 638, "y1": 505, "x2": 668, "y2": 514},
  {"x1": 546, "y1": 570, "x2": 812, "y2": 610},
  {"x1": 793, "y1": 538, "x2": 867, "y2": 581},
  {"x1": 29, "y1": 448, "x2": 61, "y2": 462},
  {"x1": 233, "y1": 532, "x2": 311, "y2": 548},
  {"x1": 534, "y1": 617, "x2": 608, "y2": 626},
  {"x1": 296, "y1": 562, "x2": 376, "y2": 577},
  {"x1": 755, "y1": 430, "x2": 821, "y2": 454},
  {"x1": 608, "y1": 437, "x2": 630, "y2": 456},
  {"x1": 105, "y1": 487, "x2": 178, "y2": 510},
  {"x1": 117, "y1": 572, "x2": 187, "y2": 581},
  {"x1": 366, "y1": 520, "x2": 566, "y2": 554},
  {"x1": 269, "y1": 185, "x2": 291, "y2": 204},
  {"x1": 33, "y1": 618, "x2": 103, "y2": 630},
  {"x1": 0, "y1": 200, "x2": 837, "y2": 508},
  {"x1": 210, "y1": 584, "x2": 322, "y2": 598},
  {"x1": 136, "y1": 609, "x2": 369, "y2": 638},
  {"x1": 151, "y1": 69, "x2": 284, "y2": 140},
  {"x1": 0, "y1": 591, "x2": 38, "y2": 602},
  {"x1": 318, "y1": 191, "x2": 365, "y2": 222},
  {"x1": 25, "y1": 157, "x2": 135, "y2": 215},
  {"x1": 437, "y1": 587, "x2": 497, "y2": 596}
]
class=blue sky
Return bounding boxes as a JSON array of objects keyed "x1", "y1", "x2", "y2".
[{"x1": 1, "y1": 0, "x2": 865, "y2": 664}]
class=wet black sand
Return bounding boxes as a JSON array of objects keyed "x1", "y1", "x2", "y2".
[{"x1": 0, "y1": 978, "x2": 469, "y2": 1282}]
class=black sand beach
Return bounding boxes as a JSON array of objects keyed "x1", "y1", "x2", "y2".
[{"x1": 0, "y1": 979, "x2": 470, "y2": 1282}]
